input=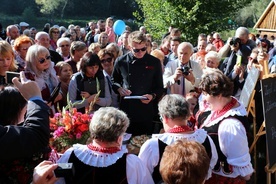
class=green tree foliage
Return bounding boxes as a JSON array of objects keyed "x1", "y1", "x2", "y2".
[
  {"x1": 135, "y1": 0, "x2": 252, "y2": 44},
  {"x1": 235, "y1": 0, "x2": 271, "y2": 27},
  {"x1": 35, "y1": 0, "x2": 69, "y2": 17}
]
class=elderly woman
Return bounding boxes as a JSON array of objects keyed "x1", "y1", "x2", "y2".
[
  {"x1": 138, "y1": 94, "x2": 217, "y2": 183},
  {"x1": 56, "y1": 37, "x2": 71, "y2": 61},
  {"x1": 204, "y1": 51, "x2": 221, "y2": 70},
  {"x1": 56, "y1": 107, "x2": 154, "y2": 183},
  {"x1": 199, "y1": 69, "x2": 253, "y2": 184},
  {"x1": 160, "y1": 140, "x2": 211, "y2": 184},
  {"x1": 69, "y1": 52, "x2": 111, "y2": 113},
  {"x1": 13, "y1": 35, "x2": 34, "y2": 71},
  {"x1": 24, "y1": 44, "x2": 60, "y2": 104},
  {"x1": 0, "y1": 41, "x2": 18, "y2": 85}
]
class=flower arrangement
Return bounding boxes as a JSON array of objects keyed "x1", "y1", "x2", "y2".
[{"x1": 50, "y1": 96, "x2": 92, "y2": 153}]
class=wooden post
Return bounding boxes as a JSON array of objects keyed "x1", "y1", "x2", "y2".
[{"x1": 265, "y1": 164, "x2": 276, "y2": 184}]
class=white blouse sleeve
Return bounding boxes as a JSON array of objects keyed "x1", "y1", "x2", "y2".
[
  {"x1": 218, "y1": 117, "x2": 254, "y2": 176},
  {"x1": 127, "y1": 154, "x2": 154, "y2": 184},
  {"x1": 138, "y1": 138, "x2": 160, "y2": 174}
]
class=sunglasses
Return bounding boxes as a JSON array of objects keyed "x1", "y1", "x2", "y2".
[
  {"x1": 52, "y1": 31, "x2": 59, "y2": 34},
  {"x1": 101, "y1": 58, "x2": 113, "y2": 63},
  {"x1": 60, "y1": 44, "x2": 70, "y2": 47},
  {"x1": 39, "y1": 55, "x2": 51, "y2": 64},
  {"x1": 133, "y1": 47, "x2": 147, "y2": 53}
]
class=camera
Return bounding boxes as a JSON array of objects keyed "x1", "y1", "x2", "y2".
[
  {"x1": 54, "y1": 163, "x2": 75, "y2": 178},
  {"x1": 180, "y1": 66, "x2": 190, "y2": 76},
  {"x1": 229, "y1": 37, "x2": 241, "y2": 47}
]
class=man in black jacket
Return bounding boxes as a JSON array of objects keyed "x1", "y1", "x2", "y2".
[
  {"x1": 112, "y1": 31, "x2": 164, "y2": 136},
  {"x1": 0, "y1": 72, "x2": 50, "y2": 182}
]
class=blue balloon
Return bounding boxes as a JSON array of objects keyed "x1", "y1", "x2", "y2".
[{"x1": 113, "y1": 20, "x2": 126, "y2": 35}]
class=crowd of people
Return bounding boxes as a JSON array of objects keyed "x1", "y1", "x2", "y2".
[{"x1": 0, "y1": 17, "x2": 274, "y2": 183}]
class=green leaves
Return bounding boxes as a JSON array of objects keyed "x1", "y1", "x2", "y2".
[{"x1": 134, "y1": 0, "x2": 252, "y2": 44}]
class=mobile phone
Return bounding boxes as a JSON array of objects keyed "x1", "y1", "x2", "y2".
[
  {"x1": 54, "y1": 163, "x2": 75, "y2": 178},
  {"x1": 5, "y1": 71, "x2": 20, "y2": 84}
]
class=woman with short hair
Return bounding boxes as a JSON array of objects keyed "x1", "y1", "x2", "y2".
[
  {"x1": 56, "y1": 107, "x2": 154, "y2": 184},
  {"x1": 199, "y1": 69, "x2": 253, "y2": 184}
]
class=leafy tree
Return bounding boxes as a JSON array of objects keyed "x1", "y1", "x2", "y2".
[
  {"x1": 235, "y1": 0, "x2": 270, "y2": 27},
  {"x1": 35, "y1": 0, "x2": 69, "y2": 19},
  {"x1": 134, "y1": 0, "x2": 252, "y2": 44}
]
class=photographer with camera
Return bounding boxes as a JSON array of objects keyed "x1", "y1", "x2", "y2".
[
  {"x1": 163, "y1": 42, "x2": 203, "y2": 96},
  {"x1": 219, "y1": 27, "x2": 255, "y2": 76}
]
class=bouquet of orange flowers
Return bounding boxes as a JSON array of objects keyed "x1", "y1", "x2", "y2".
[{"x1": 50, "y1": 106, "x2": 92, "y2": 153}]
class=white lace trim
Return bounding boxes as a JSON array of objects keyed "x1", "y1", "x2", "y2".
[
  {"x1": 70, "y1": 144, "x2": 128, "y2": 167},
  {"x1": 152, "y1": 129, "x2": 208, "y2": 145},
  {"x1": 201, "y1": 101, "x2": 247, "y2": 128}
]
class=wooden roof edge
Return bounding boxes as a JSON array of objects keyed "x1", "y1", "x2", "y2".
[
  {"x1": 254, "y1": 0, "x2": 276, "y2": 29},
  {"x1": 255, "y1": 28, "x2": 276, "y2": 32}
]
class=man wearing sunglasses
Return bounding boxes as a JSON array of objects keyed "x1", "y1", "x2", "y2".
[{"x1": 111, "y1": 31, "x2": 163, "y2": 136}]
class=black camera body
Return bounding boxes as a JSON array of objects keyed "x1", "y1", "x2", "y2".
[
  {"x1": 229, "y1": 37, "x2": 241, "y2": 47},
  {"x1": 54, "y1": 163, "x2": 75, "y2": 178},
  {"x1": 180, "y1": 66, "x2": 190, "y2": 76}
]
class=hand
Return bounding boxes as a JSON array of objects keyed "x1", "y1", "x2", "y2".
[
  {"x1": 184, "y1": 69, "x2": 195, "y2": 85},
  {"x1": 32, "y1": 161, "x2": 58, "y2": 184},
  {"x1": 81, "y1": 91, "x2": 91, "y2": 99},
  {"x1": 173, "y1": 67, "x2": 183, "y2": 82},
  {"x1": 12, "y1": 71, "x2": 42, "y2": 100},
  {"x1": 118, "y1": 87, "x2": 132, "y2": 97},
  {"x1": 87, "y1": 94, "x2": 100, "y2": 103},
  {"x1": 141, "y1": 94, "x2": 152, "y2": 104},
  {"x1": 234, "y1": 65, "x2": 242, "y2": 74}
]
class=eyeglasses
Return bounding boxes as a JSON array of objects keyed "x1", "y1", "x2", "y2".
[
  {"x1": 60, "y1": 44, "x2": 70, "y2": 48},
  {"x1": 101, "y1": 58, "x2": 113, "y2": 63},
  {"x1": 39, "y1": 55, "x2": 51, "y2": 64},
  {"x1": 52, "y1": 31, "x2": 59, "y2": 34},
  {"x1": 133, "y1": 47, "x2": 147, "y2": 53}
]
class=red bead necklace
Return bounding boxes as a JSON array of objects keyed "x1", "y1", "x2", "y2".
[
  {"x1": 167, "y1": 125, "x2": 192, "y2": 133},
  {"x1": 87, "y1": 144, "x2": 120, "y2": 154},
  {"x1": 209, "y1": 97, "x2": 237, "y2": 122}
]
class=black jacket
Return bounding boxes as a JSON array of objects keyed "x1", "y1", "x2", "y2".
[
  {"x1": 111, "y1": 52, "x2": 163, "y2": 123},
  {"x1": 0, "y1": 100, "x2": 50, "y2": 161}
]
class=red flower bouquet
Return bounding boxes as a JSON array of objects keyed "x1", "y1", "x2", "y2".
[{"x1": 50, "y1": 107, "x2": 92, "y2": 153}]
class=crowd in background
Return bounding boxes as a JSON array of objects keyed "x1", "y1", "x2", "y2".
[{"x1": 0, "y1": 16, "x2": 274, "y2": 183}]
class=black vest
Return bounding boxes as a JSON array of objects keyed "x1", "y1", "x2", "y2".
[
  {"x1": 65, "y1": 151, "x2": 128, "y2": 184},
  {"x1": 152, "y1": 137, "x2": 212, "y2": 183},
  {"x1": 75, "y1": 71, "x2": 105, "y2": 113},
  {"x1": 202, "y1": 115, "x2": 249, "y2": 174}
]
